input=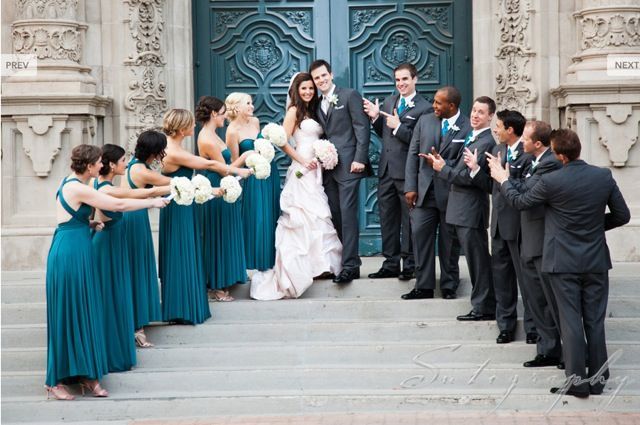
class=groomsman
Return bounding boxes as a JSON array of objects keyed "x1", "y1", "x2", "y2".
[
  {"x1": 490, "y1": 128, "x2": 630, "y2": 397},
  {"x1": 309, "y1": 60, "x2": 371, "y2": 284},
  {"x1": 404, "y1": 86, "x2": 469, "y2": 299},
  {"x1": 363, "y1": 63, "x2": 432, "y2": 281},
  {"x1": 472, "y1": 110, "x2": 535, "y2": 343},
  {"x1": 428, "y1": 96, "x2": 497, "y2": 313}
]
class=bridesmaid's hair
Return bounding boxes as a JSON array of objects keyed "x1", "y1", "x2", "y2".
[
  {"x1": 225, "y1": 92, "x2": 251, "y2": 121},
  {"x1": 70, "y1": 144, "x2": 102, "y2": 174},
  {"x1": 99, "y1": 144, "x2": 126, "y2": 176},
  {"x1": 135, "y1": 130, "x2": 167, "y2": 162},
  {"x1": 288, "y1": 72, "x2": 319, "y2": 129},
  {"x1": 195, "y1": 96, "x2": 225, "y2": 124},
  {"x1": 162, "y1": 108, "x2": 195, "y2": 137}
]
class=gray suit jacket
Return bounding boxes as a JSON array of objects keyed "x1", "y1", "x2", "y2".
[
  {"x1": 405, "y1": 112, "x2": 472, "y2": 210},
  {"x1": 508, "y1": 149, "x2": 562, "y2": 259},
  {"x1": 316, "y1": 86, "x2": 372, "y2": 181},
  {"x1": 373, "y1": 93, "x2": 432, "y2": 180},
  {"x1": 501, "y1": 160, "x2": 630, "y2": 273},
  {"x1": 439, "y1": 129, "x2": 496, "y2": 229}
]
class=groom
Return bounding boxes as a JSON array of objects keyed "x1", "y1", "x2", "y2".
[{"x1": 309, "y1": 59, "x2": 371, "y2": 284}]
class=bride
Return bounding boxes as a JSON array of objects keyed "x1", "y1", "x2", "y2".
[{"x1": 250, "y1": 73, "x2": 342, "y2": 300}]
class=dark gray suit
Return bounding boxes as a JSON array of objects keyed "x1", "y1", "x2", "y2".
[
  {"x1": 373, "y1": 93, "x2": 431, "y2": 273},
  {"x1": 405, "y1": 112, "x2": 470, "y2": 292},
  {"x1": 316, "y1": 86, "x2": 371, "y2": 272},
  {"x1": 509, "y1": 149, "x2": 563, "y2": 358},
  {"x1": 474, "y1": 142, "x2": 534, "y2": 334},
  {"x1": 438, "y1": 128, "x2": 496, "y2": 314},
  {"x1": 501, "y1": 160, "x2": 630, "y2": 394}
]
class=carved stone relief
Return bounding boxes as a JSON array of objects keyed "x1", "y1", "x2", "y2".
[
  {"x1": 14, "y1": 115, "x2": 68, "y2": 177},
  {"x1": 592, "y1": 105, "x2": 639, "y2": 167},
  {"x1": 12, "y1": 24, "x2": 82, "y2": 62},
  {"x1": 579, "y1": 13, "x2": 640, "y2": 51},
  {"x1": 15, "y1": 0, "x2": 78, "y2": 20}
]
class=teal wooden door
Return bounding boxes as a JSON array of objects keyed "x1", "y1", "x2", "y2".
[{"x1": 193, "y1": 0, "x2": 472, "y2": 255}]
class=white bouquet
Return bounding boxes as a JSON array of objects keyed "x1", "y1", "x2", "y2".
[
  {"x1": 170, "y1": 176, "x2": 195, "y2": 206},
  {"x1": 261, "y1": 123, "x2": 287, "y2": 147},
  {"x1": 191, "y1": 174, "x2": 215, "y2": 204},
  {"x1": 220, "y1": 175, "x2": 242, "y2": 203},
  {"x1": 245, "y1": 153, "x2": 271, "y2": 179},
  {"x1": 253, "y1": 138, "x2": 275, "y2": 162},
  {"x1": 313, "y1": 139, "x2": 339, "y2": 170}
]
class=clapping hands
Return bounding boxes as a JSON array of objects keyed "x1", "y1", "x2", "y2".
[{"x1": 485, "y1": 152, "x2": 510, "y2": 184}]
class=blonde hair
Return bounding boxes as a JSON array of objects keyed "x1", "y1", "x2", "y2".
[
  {"x1": 162, "y1": 108, "x2": 195, "y2": 137},
  {"x1": 225, "y1": 92, "x2": 251, "y2": 121}
]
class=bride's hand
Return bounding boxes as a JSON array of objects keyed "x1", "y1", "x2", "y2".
[{"x1": 305, "y1": 159, "x2": 318, "y2": 170}]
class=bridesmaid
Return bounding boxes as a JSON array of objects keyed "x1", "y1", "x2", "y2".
[
  {"x1": 46, "y1": 144, "x2": 168, "y2": 400},
  {"x1": 225, "y1": 92, "x2": 281, "y2": 271},
  {"x1": 121, "y1": 130, "x2": 172, "y2": 348},
  {"x1": 196, "y1": 96, "x2": 252, "y2": 301},
  {"x1": 160, "y1": 108, "x2": 251, "y2": 324},
  {"x1": 92, "y1": 144, "x2": 170, "y2": 372}
]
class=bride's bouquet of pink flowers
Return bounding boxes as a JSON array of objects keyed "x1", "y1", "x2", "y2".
[{"x1": 295, "y1": 139, "x2": 339, "y2": 178}]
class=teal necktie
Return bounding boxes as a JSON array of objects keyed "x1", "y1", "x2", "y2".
[
  {"x1": 463, "y1": 132, "x2": 473, "y2": 147},
  {"x1": 397, "y1": 97, "x2": 406, "y2": 115},
  {"x1": 507, "y1": 148, "x2": 513, "y2": 163},
  {"x1": 441, "y1": 120, "x2": 449, "y2": 137}
]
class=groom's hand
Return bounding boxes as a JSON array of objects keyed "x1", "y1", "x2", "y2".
[{"x1": 350, "y1": 161, "x2": 365, "y2": 173}]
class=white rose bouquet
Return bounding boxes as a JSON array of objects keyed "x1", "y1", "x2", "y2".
[
  {"x1": 169, "y1": 176, "x2": 195, "y2": 206},
  {"x1": 245, "y1": 153, "x2": 271, "y2": 179},
  {"x1": 191, "y1": 174, "x2": 215, "y2": 204},
  {"x1": 295, "y1": 139, "x2": 339, "y2": 178},
  {"x1": 220, "y1": 175, "x2": 243, "y2": 203},
  {"x1": 253, "y1": 138, "x2": 275, "y2": 162},
  {"x1": 261, "y1": 123, "x2": 287, "y2": 148}
]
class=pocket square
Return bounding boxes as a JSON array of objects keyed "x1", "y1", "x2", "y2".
[
  {"x1": 334, "y1": 105, "x2": 345, "y2": 110},
  {"x1": 405, "y1": 116, "x2": 416, "y2": 120},
  {"x1": 452, "y1": 139, "x2": 465, "y2": 143}
]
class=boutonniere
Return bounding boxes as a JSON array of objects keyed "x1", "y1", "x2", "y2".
[
  {"x1": 468, "y1": 135, "x2": 477, "y2": 144},
  {"x1": 511, "y1": 150, "x2": 519, "y2": 160},
  {"x1": 451, "y1": 124, "x2": 460, "y2": 132},
  {"x1": 328, "y1": 94, "x2": 339, "y2": 107},
  {"x1": 405, "y1": 100, "x2": 415, "y2": 109}
]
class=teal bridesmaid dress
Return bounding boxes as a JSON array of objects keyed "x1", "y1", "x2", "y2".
[
  {"x1": 159, "y1": 166, "x2": 211, "y2": 324},
  {"x1": 45, "y1": 177, "x2": 108, "y2": 387},
  {"x1": 239, "y1": 138, "x2": 280, "y2": 271},
  {"x1": 122, "y1": 158, "x2": 162, "y2": 330},
  {"x1": 91, "y1": 180, "x2": 136, "y2": 372},
  {"x1": 199, "y1": 148, "x2": 248, "y2": 289}
]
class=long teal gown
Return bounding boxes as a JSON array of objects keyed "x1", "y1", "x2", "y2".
[
  {"x1": 239, "y1": 138, "x2": 280, "y2": 271},
  {"x1": 200, "y1": 148, "x2": 248, "y2": 289},
  {"x1": 45, "y1": 177, "x2": 108, "y2": 387},
  {"x1": 91, "y1": 180, "x2": 136, "y2": 372},
  {"x1": 159, "y1": 166, "x2": 211, "y2": 324},
  {"x1": 122, "y1": 158, "x2": 162, "y2": 330}
]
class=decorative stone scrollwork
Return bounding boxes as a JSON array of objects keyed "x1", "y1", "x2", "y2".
[
  {"x1": 12, "y1": 25, "x2": 82, "y2": 62},
  {"x1": 14, "y1": 115, "x2": 67, "y2": 177},
  {"x1": 16, "y1": 0, "x2": 78, "y2": 20},
  {"x1": 580, "y1": 13, "x2": 640, "y2": 50},
  {"x1": 495, "y1": 0, "x2": 537, "y2": 112},
  {"x1": 592, "y1": 105, "x2": 639, "y2": 167}
]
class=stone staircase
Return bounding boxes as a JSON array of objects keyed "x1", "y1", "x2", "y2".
[{"x1": 2, "y1": 258, "x2": 640, "y2": 423}]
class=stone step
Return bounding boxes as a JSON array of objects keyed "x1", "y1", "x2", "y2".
[
  {"x1": 4, "y1": 364, "x2": 639, "y2": 399},
  {"x1": 3, "y1": 342, "x2": 639, "y2": 373},
  {"x1": 4, "y1": 295, "x2": 640, "y2": 326},
  {"x1": 4, "y1": 318, "x2": 638, "y2": 349},
  {"x1": 4, "y1": 389, "x2": 639, "y2": 423}
]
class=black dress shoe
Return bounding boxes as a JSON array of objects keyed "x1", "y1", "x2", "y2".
[
  {"x1": 401, "y1": 288, "x2": 434, "y2": 300},
  {"x1": 526, "y1": 332, "x2": 539, "y2": 344},
  {"x1": 398, "y1": 269, "x2": 415, "y2": 281},
  {"x1": 557, "y1": 362, "x2": 565, "y2": 370},
  {"x1": 333, "y1": 269, "x2": 359, "y2": 284},
  {"x1": 523, "y1": 354, "x2": 561, "y2": 367},
  {"x1": 550, "y1": 387, "x2": 589, "y2": 398},
  {"x1": 368, "y1": 268, "x2": 399, "y2": 279},
  {"x1": 456, "y1": 310, "x2": 496, "y2": 321},
  {"x1": 441, "y1": 289, "x2": 456, "y2": 299},
  {"x1": 314, "y1": 271, "x2": 336, "y2": 280},
  {"x1": 496, "y1": 330, "x2": 515, "y2": 344}
]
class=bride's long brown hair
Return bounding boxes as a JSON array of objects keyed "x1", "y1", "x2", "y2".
[{"x1": 287, "y1": 72, "x2": 319, "y2": 129}]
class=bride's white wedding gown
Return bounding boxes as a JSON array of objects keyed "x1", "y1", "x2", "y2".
[{"x1": 250, "y1": 118, "x2": 342, "y2": 300}]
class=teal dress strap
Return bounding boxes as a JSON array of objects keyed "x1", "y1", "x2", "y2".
[
  {"x1": 93, "y1": 180, "x2": 122, "y2": 221},
  {"x1": 127, "y1": 158, "x2": 151, "y2": 189},
  {"x1": 56, "y1": 177, "x2": 89, "y2": 224}
]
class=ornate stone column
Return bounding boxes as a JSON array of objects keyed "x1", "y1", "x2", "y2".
[
  {"x1": 551, "y1": 0, "x2": 640, "y2": 261},
  {"x1": 1, "y1": 0, "x2": 111, "y2": 270}
]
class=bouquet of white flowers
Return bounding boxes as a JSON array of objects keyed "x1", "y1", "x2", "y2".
[
  {"x1": 170, "y1": 176, "x2": 195, "y2": 205},
  {"x1": 261, "y1": 123, "x2": 287, "y2": 147},
  {"x1": 313, "y1": 139, "x2": 339, "y2": 170},
  {"x1": 253, "y1": 138, "x2": 275, "y2": 162},
  {"x1": 245, "y1": 153, "x2": 271, "y2": 179},
  {"x1": 220, "y1": 175, "x2": 243, "y2": 203},
  {"x1": 191, "y1": 174, "x2": 215, "y2": 204}
]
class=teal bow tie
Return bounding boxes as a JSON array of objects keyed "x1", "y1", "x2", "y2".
[{"x1": 441, "y1": 120, "x2": 449, "y2": 137}]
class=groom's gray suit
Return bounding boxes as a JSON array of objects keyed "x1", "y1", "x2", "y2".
[{"x1": 316, "y1": 86, "x2": 371, "y2": 272}]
